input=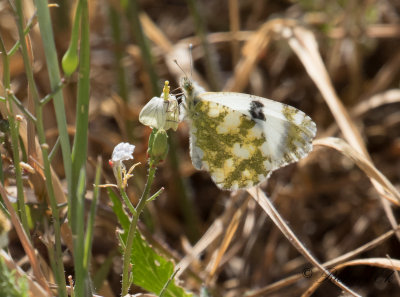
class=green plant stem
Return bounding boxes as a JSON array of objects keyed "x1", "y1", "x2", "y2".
[
  {"x1": 8, "y1": 117, "x2": 28, "y2": 232},
  {"x1": 69, "y1": 1, "x2": 93, "y2": 296},
  {"x1": 71, "y1": 0, "x2": 90, "y2": 233},
  {"x1": 67, "y1": 1, "x2": 81, "y2": 62},
  {"x1": 14, "y1": 2, "x2": 68, "y2": 296},
  {"x1": 9, "y1": 92, "x2": 37, "y2": 122},
  {"x1": 121, "y1": 189, "x2": 136, "y2": 215},
  {"x1": 48, "y1": 136, "x2": 61, "y2": 162},
  {"x1": 0, "y1": 40, "x2": 21, "y2": 219},
  {"x1": 7, "y1": 11, "x2": 37, "y2": 57},
  {"x1": 31, "y1": 8, "x2": 72, "y2": 292},
  {"x1": 0, "y1": 142, "x2": 6, "y2": 215},
  {"x1": 121, "y1": 160, "x2": 157, "y2": 296},
  {"x1": 40, "y1": 79, "x2": 66, "y2": 106},
  {"x1": 34, "y1": 0, "x2": 72, "y2": 204},
  {"x1": 146, "y1": 186, "x2": 164, "y2": 202},
  {"x1": 83, "y1": 158, "x2": 102, "y2": 268},
  {"x1": 74, "y1": 168, "x2": 87, "y2": 297},
  {"x1": 7, "y1": 3, "x2": 30, "y2": 237},
  {"x1": 35, "y1": 68, "x2": 69, "y2": 297}
]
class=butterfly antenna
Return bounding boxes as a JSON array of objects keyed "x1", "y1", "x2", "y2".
[
  {"x1": 171, "y1": 86, "x2": 181, "y2": 93},
  {"x1": 174, "y1": 59, "x2": 188, "y2": 78},
  {"x1": 189, "y1": 43, "x2": 193, "y2": 78}
]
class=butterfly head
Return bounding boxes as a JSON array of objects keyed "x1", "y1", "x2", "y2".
[
  {"x1": 180, "y1": 76, "x2": 193, "y2": 96},
  {"x1": 179, "y1": 76, "x2": 206, "y2": 105}
]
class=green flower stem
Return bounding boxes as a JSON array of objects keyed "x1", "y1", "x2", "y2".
[
  {"x1": 74, "y1": 168, "x2": 87, "y2": 297},
  {"x1": 0, "y1": 152, "x2": 6, "y2": 215},
  {"x1": 70, "y1": 1, "x2": 93, "y2": 296},
  {"x1": 9, "y1": 92, "x2": 37, "y2": 122},
  {"x1": 121, "y1": 160, "x2": 157, "y2": 296},
  {"x1": 61, "y1": 0, "x2": 82, "y2": 76},
  {"x1": 14, "y1": 1, "x2": 68, "y2": 296},
  {"x1": 0, "y1": 36, "x2": 29, "y2": 234},
  {"x1": 32, "y1": 10, "x2": 73, "y2": 293},
  {"x1": 147, "y1": 187, "x2": 164, "y2": 202},
  {"x1": 7, "y1": 11, "x2": 37, "y2": 57},
  {"x1": 39, "y1": 78, "x2": 66, "y2": 106},
  {"x1": 71, "y1": 0, "x2": 90, "y2": 234},
  {"x1": 34, "y1": 0, "x2": 72, "y2": 200},
  {"x1": 83, "y1": 158, "x2": 102, "y2": 268},
  {"x1": 48, "y1": 136, "x2": 61, "y2": 162},
  {"x1": 121, "y1": 189, "x2": 136, "y2": 215},
  {"x1": 35, "y1": 62, "x2": 69, "y2": 297}
]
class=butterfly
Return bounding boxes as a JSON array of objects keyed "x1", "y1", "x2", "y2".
[{"x1": 179, "y1": 77, "x2": 317, "y2": 190}]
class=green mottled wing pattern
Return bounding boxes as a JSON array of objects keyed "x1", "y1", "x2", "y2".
[
  {"x1": 181, "y1": 77, "x2": 316, "y2": 191},
  {"x1": 189, "y1": 100, "x2": 272, "y2": 190}
]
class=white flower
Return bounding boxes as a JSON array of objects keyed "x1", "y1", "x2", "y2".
[
  {"x1": 139, "y1": 81, "x2": 179, "y2": 131},
  {"x1": 111, "y1": 142, "x2": 135, "y2": 164},
  {"x1": 110, "y1": 142, "x2": 136, "y2": 188}
]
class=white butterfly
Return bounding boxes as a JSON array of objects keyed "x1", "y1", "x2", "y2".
[{"x1": 180, "y1": 77, "x2": 317, "y2": 190}]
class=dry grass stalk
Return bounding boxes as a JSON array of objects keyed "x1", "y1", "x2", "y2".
[
  {"x1": 0, "y1": 250, "x2": 49, "y2": 297},
  {"x1": 302, "y1": 258, "x2": 400, "y2": 297},
  {"x1": 0, "y1": 184, "x2": 51, "y2": 295},
  {"x1": 246, "y1": 225, "x2": 400, "y2": 296},
  {"x1": 314, "y1": 137, "x2": 400, "y2": 205},
  {"x1": 247, "y1": 187, "x2": 362, "y2": 297}
]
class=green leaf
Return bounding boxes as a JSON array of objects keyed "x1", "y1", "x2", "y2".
[
  {"x1": 108, "y1": 189, "x2": 192, "y2": 297},
  {"x1": 107, "y1": 188, "x2": 130, "y2": 230},
  {"x1": 0, "y1": 257, "x2": 29, "y2": 297},
  {"x1": 130, "y1": 232, "x2": 192, "y2": 297}
]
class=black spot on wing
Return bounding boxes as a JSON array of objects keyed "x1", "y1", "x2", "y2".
[{"x1": 249, "y1": 100, "x2": 266, "y2": 121}]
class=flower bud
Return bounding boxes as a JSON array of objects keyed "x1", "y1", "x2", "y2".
[
  {"x1": 62, "y1": 48, "x2": 79, "y2": 76},
  {"x1": 149, "y1": 129, "x2": 169, "y2": 162}
]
